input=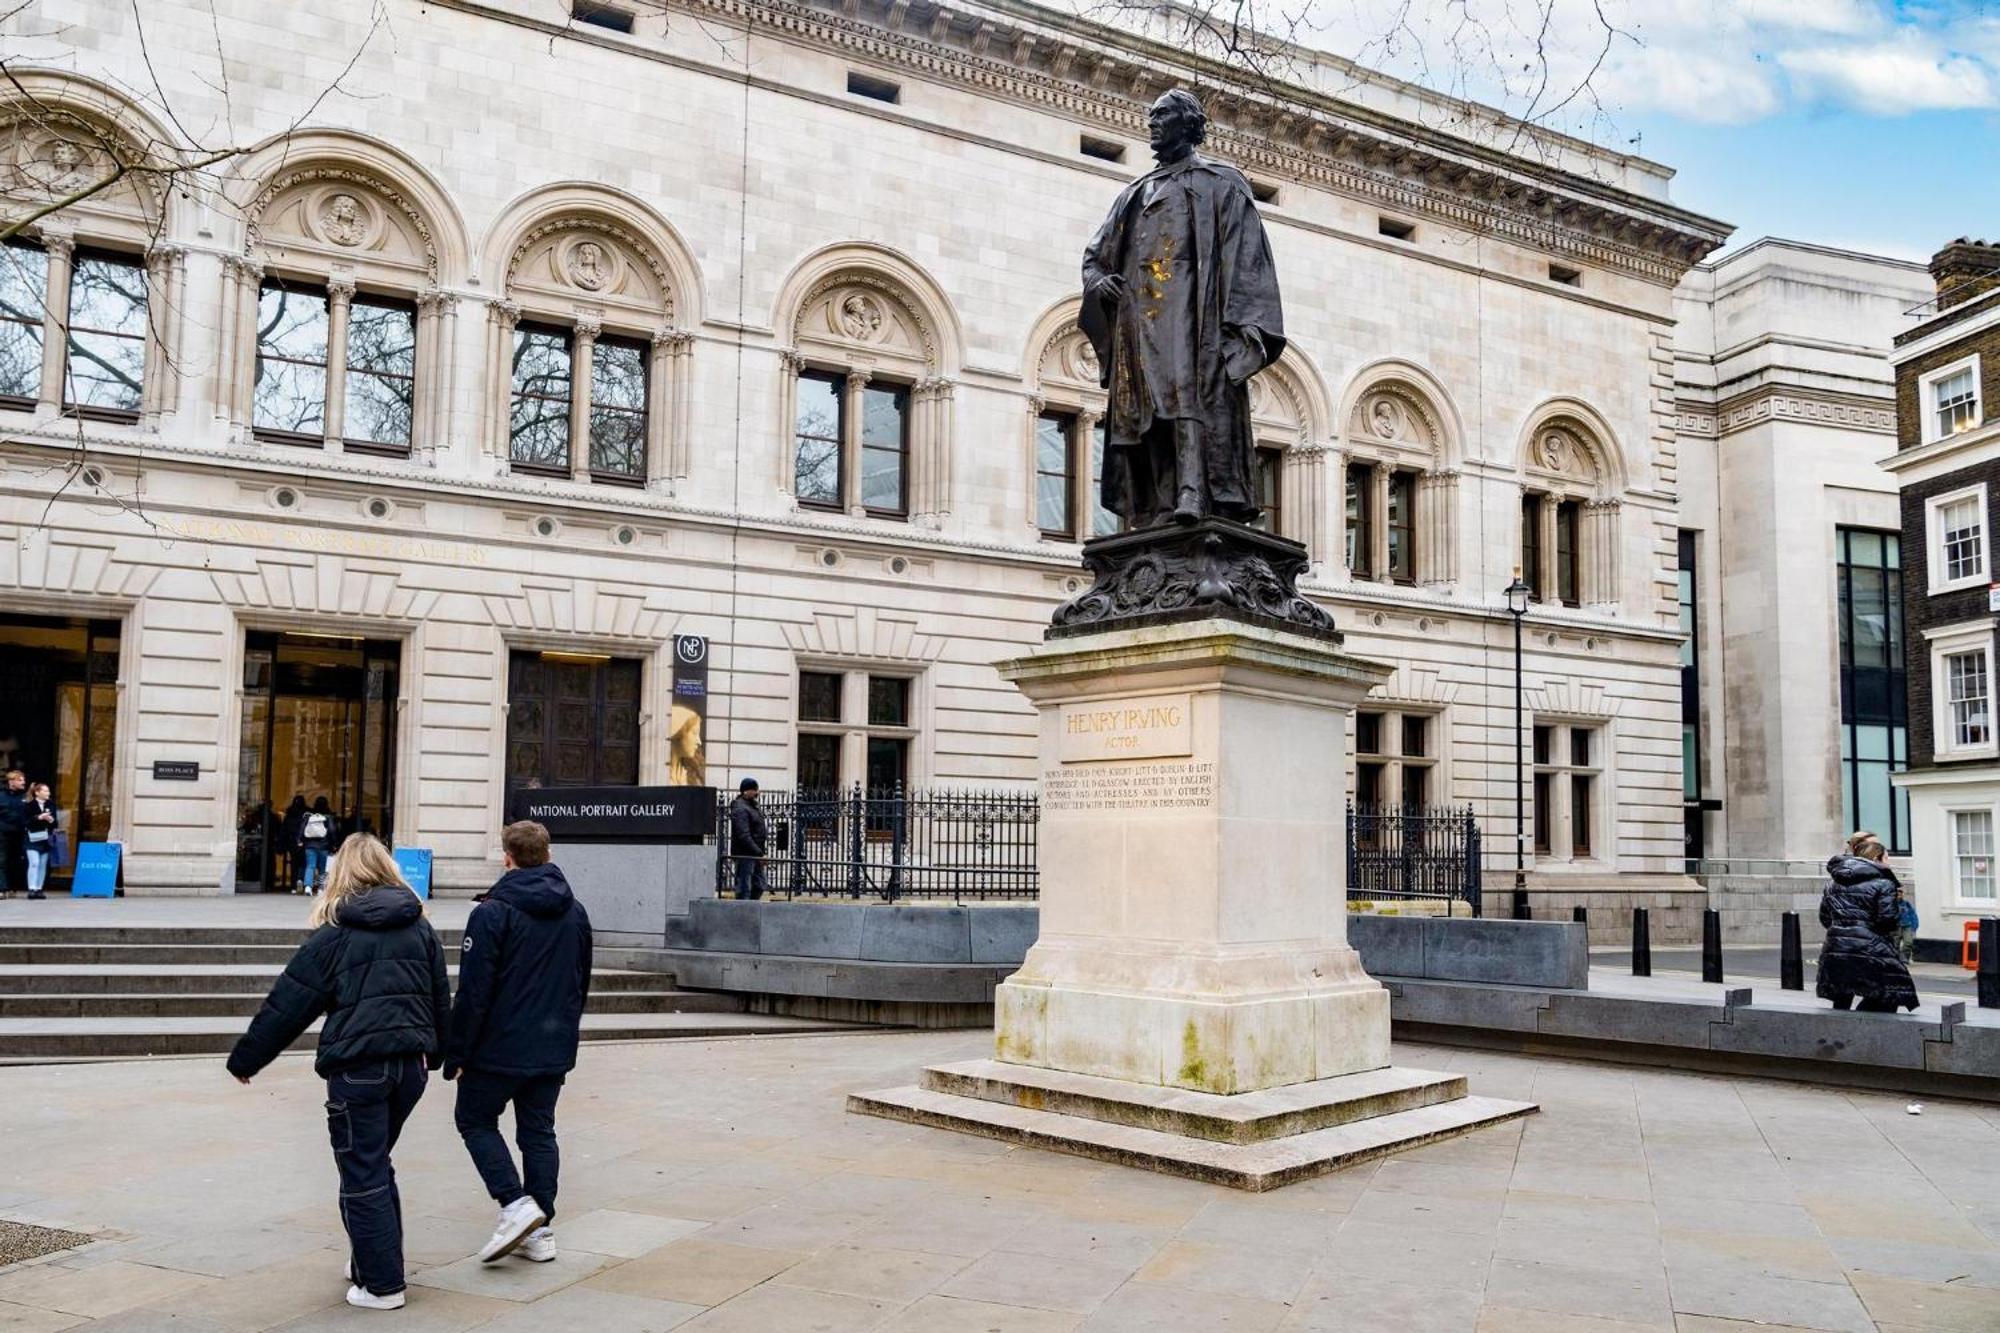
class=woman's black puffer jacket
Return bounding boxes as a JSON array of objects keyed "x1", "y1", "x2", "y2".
[
  {"x1": 1814, "y1": 855, "x2": 1920, "y2": 1012},
  {"x1": 227, "y1": 885, "x2": 451, "y2": 1078}
]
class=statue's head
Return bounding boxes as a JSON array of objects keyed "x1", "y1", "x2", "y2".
[{"x1": 1148, "y1": 89, "x2": 1206, "y2": 162}]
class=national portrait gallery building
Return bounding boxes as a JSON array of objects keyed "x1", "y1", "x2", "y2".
[{"x1": 0, "y1": 0, "x2": 1727, "y2": 899}]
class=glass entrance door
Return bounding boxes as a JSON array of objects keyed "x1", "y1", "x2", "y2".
[
  {"x1": 236, "y1": 632, "x2": 399, "y2": 892},
  {"x1": 0, "y1": 614, "x2": 120, "y2": 890}
]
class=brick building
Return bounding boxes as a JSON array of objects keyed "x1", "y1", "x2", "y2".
[{"x1": 1887, "y1": 238, "x2": 2000, "y2": 955}]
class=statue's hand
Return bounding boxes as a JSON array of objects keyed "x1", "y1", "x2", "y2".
[
  {"x1": 1222, "y1": 327, "x2": 1266, "y2": 383},
  {"x1": 1088, "y1": 273, "x2": 1126, "y2": 307}
]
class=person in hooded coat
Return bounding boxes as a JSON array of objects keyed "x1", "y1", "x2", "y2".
[
  {"x1": 228, "y1": 834, "x2": 450, "y2": 1311},
  {"x1": 1815, "y1": 832, "x2": 1920, "y2": 1013},
  {"x1": 444, "y1": 819, "x2": 592, "y2": 1266}
]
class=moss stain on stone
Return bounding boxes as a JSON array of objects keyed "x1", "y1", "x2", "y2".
[{"x1": 1178, "y1": 1020, "x2": 1212, "y2": 1090}]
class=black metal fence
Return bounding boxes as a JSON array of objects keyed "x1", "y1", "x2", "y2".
[
  {"x1": 1347, "y1": 802, "x2": 1483, "y2": 915},
  {"x1": 717, "y1": 786, "x2": 1040, "y2": 901}
]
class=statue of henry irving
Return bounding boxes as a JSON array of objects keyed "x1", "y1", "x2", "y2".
[{"x1": 1080, "y1": 89, "x2": 1286, "y2": 530}]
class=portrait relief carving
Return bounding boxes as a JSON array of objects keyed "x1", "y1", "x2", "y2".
[
  {"x1": 319, "y1": 192, "x2": 367, "y2": 246},
  {"x1": 1369, "y1": 395, "x2": 1403, "y2": 440},
  {"x1": 837, "y1": 291, "x2": 885, "y2": 341},
  {"x1": 566, "y1": 239, "x2": 610, "y2": 291}
]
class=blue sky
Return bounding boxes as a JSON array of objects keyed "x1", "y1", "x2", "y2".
[{"x1": 1287, "y1": 0, "x2": 2000, "y2": 260}]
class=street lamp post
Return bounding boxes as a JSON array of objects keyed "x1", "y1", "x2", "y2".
[{"x1": 1505, "y1": 573, "x2": 1531, "y2": 920}]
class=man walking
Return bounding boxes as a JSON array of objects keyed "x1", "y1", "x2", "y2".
[
  {"x1": 444, "y1": 820, "x2": 592, "y2": 1264},
  {"x1": 728, "y1": 778, "x2": 768, "y2": 900}
]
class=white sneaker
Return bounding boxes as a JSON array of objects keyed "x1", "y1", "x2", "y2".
[
  {"x1": 478, "y1": 1197, "x2": 547, "y2": 1263},
  {"x1": 519, "y1": 1227, "x2": 556, "y2": 1263},
  {"x1": 346, "y1": 1284, "x2": 405, "y2": 1310}
]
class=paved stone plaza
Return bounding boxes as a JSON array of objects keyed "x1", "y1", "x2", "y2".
[{"x1": 0, "y1": 1030, "x2": 1996, "y2": 1332}]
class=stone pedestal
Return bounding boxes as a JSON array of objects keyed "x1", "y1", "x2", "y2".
[{"x1": 851, "y1": 613, "x2": 1534, "y2": 1188}]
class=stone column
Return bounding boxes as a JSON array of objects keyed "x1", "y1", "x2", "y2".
[
  {"x1": 415, "y1": 287, "x2": 457, "y2": 465},
  {"x1": 323, "y1": 275, "x2": 355, "y2": 449},
  {"x1": 650, "y1": 329, "x2": 693, "y2": 488},
  {"x1": 36, "y1": 233, "x2": 74, "y2": 412},
  {"x1": 1074, "y1": 405, "x2": 1102, "y2": 538},
  {"x1": 1418, "y1": 470, "x2": 1458, "y2": 587},
  {"x1": 568, "y1": 315, "x2": 599, "y2": 483},
  {"x1": 1538, "y1": 493, "x2": 1561, "y2": 602},
  {"x1": 1584, "y1": 498, "x2": 1621, "y2": 607},
  {"x1": 842, "y1": 369, "x2": 872, "y2": 516},
  {"x1": 485, "y1": 300, "x2": 520, "y2": 472},
  {"x1": 776, "y1": 349, "x2": 804, "y2": 495},
  {"x1": 1022, "y1": 393, "x2": 1047, "y2": 535},
  {"x1": 912, "y1": 376, "x2": 954, "y2": 519},
  {"x1": 143, "y1": 244, "x2": 187, "y2": 423},
  {"x1": 1371, "y1": 461, "x2": 1392, "y2": 580}
]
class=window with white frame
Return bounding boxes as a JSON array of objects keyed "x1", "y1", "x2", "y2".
[
  {"x1": 1926, "y1": 485, "x2": 1989, "y2": 593},
  {"x1": 1930, "y1": 624, "x2": 1998, "y2": 759},
  {"x1": 1952, "y1": 808, "x2": 1995, "y2": 902},
  {"x1": 1924, "y1": 357, "x2": 1982, "y2": 442},
  {"x1": 1532, "y1": 720, "x2": 1603, "y2": 861}
]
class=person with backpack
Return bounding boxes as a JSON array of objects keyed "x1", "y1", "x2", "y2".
[
  {"x1": 297, "y1": 798, "x2": 334, "y2": 894},
  {"x1": 227, "y1": 834, "x2": 451, "y2": 1311},
  {"x1": 444, "y1": 820, "x2": 592, "y2": 1265}
]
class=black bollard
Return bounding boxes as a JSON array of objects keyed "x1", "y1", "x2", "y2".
[
  {"x1": 1632, "y1": 907, "x2": 1652, "y2": 977},
  {"x1": 1780, "y1": 911, "x2": 1804, "y2": 991},
  {"x1": 1702, "y1": 908, "x2": 1724, "y2": 984},
  {"x1": 1981, "y1": 918, "x2": 1999, "y2": 1010}
]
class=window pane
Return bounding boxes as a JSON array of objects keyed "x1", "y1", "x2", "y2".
[
  {"x1": 1532, "y1": 771, "x2": 1552, "y2": 853},
  {"x1": 860, "y1": 384, "x2": 906, "y2": 513},
  {"x1": 65, "y1": 253, "x2": 146, "y2": 411},
  {"x1": 1955, "y1": 809, "x2": 1995, "y2": 899},
  {"x1": 1036, "y1": 414, "x2": 1073, "y2": 534},
  {"x1": 1356, "y1": 761, "x2": 1383, "y2": 809},
  {"x1": 866, "y1": 736, "x2": 909, "y2": 795},
  {"x1": 1036, "y1": 415, "x2": 1069, "y2": 475},
  {"x1": 344, "y1": 299, "x2": 415, "y2": 447},
  {"x1": 254, "y1": 284, "x2": 329, "y2": 436},
  {"x1": 1848, "y1": 568, "x2": 1888, "y2": 669},
  {"x1": 1521, "y1": 493, "x2": 1543, "y2": 597},
  {"x1": 1949, "y1": 650, "x2": 1991, "y2": 747},
  {"x1": 1346, "y1": 464, "x2": 1373, "y2": 577},
  {"x1": 0, "y1": 242, "x2": 48, "y2": 400},
  {"x1": 1037, "y1": 475, "x2": 1071, "y2": 535},
  {"x1": 1356, "y1": 712, "x2": 1382, "y2": 756},
  {"x1": 589, "y1": 338, "x2": 647, "y2": 477},
  {"x1": 799, "y1": 671, "x2": 843, "y2": 723},
  {"x1": 1571, "y1": 774, "x2": 1593, "y2": 855},
  {"x1": 509, "y1": 327, "x2": 571, "y2": 468},
  {"x1": 867, "y1": 676, "x2": 909, "y2": 727},
  {"x1": 1570, "y1": 728, "x2": 1591, "y2": 767},
  {"x1": 1533, "y1": 725, "x2": 1553, "y2": 766},
  {"x1": 797, "y1": 733, "x2": 840, "y2": 793},
  {"x1": 1386, "y1": 471, "x2": 1414, "y2": 580},
  {"x1": 1090, "y1": 422, "x2": 1120, "y2": 537},
  {"x1": 1935, "y1": 367, "x2": 1979, "y2": 437},
  {"x1": 1401, "y1": 764, "x2": 1429, "y2": 807},
  {"x1": 1401, "y1": 714, "x2": 1427, "y2": 759},
  {"x1": 1251, "y1": 447, "x2": 1283, "y2": 535},
  {"x1": 794, "y1": 371, "x2": 842, "y2": 505},
  {"x1": 1555, "y1": 501, "x2": 1579, "y2": 605},
  {"x1": 1857, "y1": 760, "x2": 1892, "y2": 837},
  {"x1": 1941, "y1": 494, "x2": 1985, "y2": 582}
]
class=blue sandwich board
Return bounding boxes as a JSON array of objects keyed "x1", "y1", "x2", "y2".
[
  {"x1": 71, "y1": 842, "x2": 120, "y2": 897},
  {"x1": 393, "y1": 847, "x2": 433, "y2": 901}
]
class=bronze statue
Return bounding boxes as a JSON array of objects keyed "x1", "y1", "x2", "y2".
[{"x1": 1080, "y1": 89, "x2": 1286, "y2": 529}]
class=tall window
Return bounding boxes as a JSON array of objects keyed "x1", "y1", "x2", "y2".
[
  {"x1": 1554, "y1": 500, "x2": 1581, "y2": 606},
  {"x1": 1836, "y1": 528, "x2": 1908, "y2": 854},
  {"x1": 860, "y1": 384, "x2": 909, "y2": 516},
  {"x1": 345, "y1": 298, "x2": 417, "y2": 449},
  {"x1": 0, "y1": 242, "x2": 48, "y2": 404},
  {"x1": 1947, "y1": 649, "x2": 1991, "y2": 749},
  {"x1": 1521, "y1": 493, "x2": 1544, "y2": 601},
  {"x1": 1953, "y1": 809, "x2": 1995, "y2": 902},
  {"x1": 65, "y1": 251, "x2": 147, "y2": 415},
  {"x1": 794, "y1": 370, "x2": 844, "y2": 507},
  {"x1": 509, "y1": 325, "x2": 573, "y2": 472},
  {"x1": 1532, "y1": 720, "x2": 1602, "y2": 861},
  {"x1": 1251, "y1": 446, "x2": 1284, "y2": 536},
  {"x1": 1036, "y1": 412, "x2": 1078, "y2": 538},
  {"x1": 1931, "y1": 488, "x2": 1987, "y2": 588},
  {"x1": 1345, "y1": 463, "x2": 1374, "y2": 579},
  {"x1": 796, "y1": 667, "x2": 919, "y2": 792},
  {"x1": 1352, "y1": 708, "x2": 1439, "y2": 809},
  {"x1": 254, "y1": 283, "x2": 329, "y2": 438},
  {"x1": 1929, "y1": 363, "x2": 1980, "y2": 441},
  {"x1": 589, "y1": 336, "x2": 648, "y2": 482},
  {"x1": 1385, "y1": 470, "x2": 1415, "y2": 582}
]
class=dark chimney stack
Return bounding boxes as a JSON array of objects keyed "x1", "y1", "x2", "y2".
[{"x1": 1931, "y1": 237, "x2": 2000, "y2": 311}]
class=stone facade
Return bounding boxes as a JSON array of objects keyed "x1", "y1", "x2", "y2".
[
  {"x1": 1887, "y1": 241, "x2": 2000, "y2": 952},
  {"x1": 0, "y1": 0, "x2": 1729, "y2": 897}
]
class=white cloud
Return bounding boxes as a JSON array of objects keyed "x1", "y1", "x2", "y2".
[{"x1": 1781, "y1": 33, "x2": 2000, "y2": 113}]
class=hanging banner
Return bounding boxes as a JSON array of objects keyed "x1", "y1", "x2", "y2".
[{"x1": 670, "y1": 634, "x2": 709, "y2": 787}]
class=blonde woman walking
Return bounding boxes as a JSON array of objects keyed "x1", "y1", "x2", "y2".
[{"x1": 228, "y1": 834, "x2": 451, "y2": 1311}]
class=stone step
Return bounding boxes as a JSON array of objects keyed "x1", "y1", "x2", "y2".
[
  {"x1": 0, "y1": 925, "x2": 464, "y2": 947},
  {"x1": 0, "y1": 988, "x2": 739, "y2": 1019},
  {"x1": 920, "y1": 1059, "x2": 1469, "y2": 1144},
  {"x1": 0, "y1": 965, "x2": 673, "y2": 995},
  {"x1": 0, "y1": 944, "x2": 394, "y2": 966},
  {"x1": 848, "y1": 1083, "x2": 1535, "y2": 1191},
  {"x1": 0, "y1": 1011, "x2": 861, "y2": 1061}
]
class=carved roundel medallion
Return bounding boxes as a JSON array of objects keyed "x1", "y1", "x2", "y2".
[
  {"x1": 562, "y1": 236, "x2": 617, "y2": 292},
  {"x1": 833, "y1": 291, "x2": 885, "y2": 342},
  {"x1": 1537, "y1": 428, "x2": 1576, "y2": 474},
  {"x1": 306, "y1": 186, "x2": 382, "y2": 249},
  {"x1": 1369, "y1": 395, "x2": 1404, "y2": 440}
]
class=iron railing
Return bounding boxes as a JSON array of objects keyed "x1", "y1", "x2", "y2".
[
  {"x1": 717, "y1": 786, "x2": 1040, "y2": 901},
  {"x1": 1347, "y1": 802, "x2": 1483, "y2": 914}
]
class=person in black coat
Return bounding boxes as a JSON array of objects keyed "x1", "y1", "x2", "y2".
[
  {"x1": 228, "y1": 834, "x2": 450, "y2": 1311},
  {"x1": 444, "y1": 820, "x2": 592, "y2": 1265},
  {"x1": 728, "y1": 777, "x2": 769, "y2": 900},
  {"x1": 23, "y1": 782, "x2": 56, "y2": 899},
  {"x1": 0, "y1": 769, "x2": 28, "y2": 899},
  {"x1": 1816, "y1": 834, "x2": 1921, "y2": 1014}
]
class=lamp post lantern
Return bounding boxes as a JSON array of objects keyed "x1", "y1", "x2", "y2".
[{"x1": 1504, "y1": 573, "x2": 1532, "y2": 920}]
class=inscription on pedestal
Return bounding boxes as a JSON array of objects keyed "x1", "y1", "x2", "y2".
[
  {"x1": 1043, "y1": 760, "x2": 1217, "y2": 812},
  {"x1": 1058, "y1": 693, "x2": 1193, "y2": 762}
]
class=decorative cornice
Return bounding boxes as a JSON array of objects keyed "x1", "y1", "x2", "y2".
[
  {"x1": 1678, "y1": 386, "x2": 1896, "y2": 439},
  {"x1": 682, "y1": 0, "x2": 1728, "y2": 285}
]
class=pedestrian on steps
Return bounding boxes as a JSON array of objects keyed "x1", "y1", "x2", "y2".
[
  {"x1": 24, "y1": 782, "x2": 56, "y2": 899},
  {"x1": 444, "y1": 819, "x2": 592, "y2": 1266},
  {"x1": 298, "y1": 798, "x2": 335, "y2": 894},
  {"x1": 227, "y1": 833, "x2": 451, "y2": 1311},
  {"x1": 1816, "y1": 831, "x2": 1920, "y2": 1014}
]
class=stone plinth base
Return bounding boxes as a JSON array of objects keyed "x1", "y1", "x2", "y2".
[{"x1": 850, "y1": 1059, "x2": 1534, "y2": 1191}]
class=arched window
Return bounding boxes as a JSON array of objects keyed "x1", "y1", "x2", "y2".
[
  {"x1": 227, "y1": 135, "x2": 469, "y2": 458},
  {"x1": 0, "y1": 77, "x2": 182, "y2": 424},
  {"x1": 1024, "y1": 307, "x2": 1116, "y2": 542},
  {"x1": 1247, "y1": 352, "x2": 1333, "y2": 558},
  {"x1": 1517, "y1": 403, "x2": 1624, "y2": 609},
  {"x1": 1338, "y1": 365, "x2": 1463, "y2": 587},
  {"x1": 775, "y1": 247, "x2": 958, "y2": 523},
  {"x1": 483, "y1": 186, "x2": 697, "y2": 488}
]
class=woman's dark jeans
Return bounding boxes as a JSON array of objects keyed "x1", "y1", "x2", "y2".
[{"x1": 326, "y1": 1055, "x2": 428, "y2": 1295}]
